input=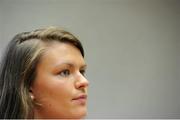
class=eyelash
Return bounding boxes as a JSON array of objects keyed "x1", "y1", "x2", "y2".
[
  {"x1": 59, "y1": 69, "x2": 86, "y2": 77},
  {"x1": 59, "y1": 69, "x2": 70, "y2": 77},
  {"x1": 80, "y1": 69, "x2": 86, "y2": 76}
]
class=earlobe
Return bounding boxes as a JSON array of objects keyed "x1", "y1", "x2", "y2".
[{"x1": 30, "y1": 94, "x2": 35, "y2": 100}]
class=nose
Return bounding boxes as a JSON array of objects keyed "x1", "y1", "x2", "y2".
[{"x1": 75, "y1": 74, "x2": 89, "y2": 89}]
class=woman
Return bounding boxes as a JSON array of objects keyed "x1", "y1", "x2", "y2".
[{"x1": 0, "y1": 26, "x2": 89, "y2": 119}]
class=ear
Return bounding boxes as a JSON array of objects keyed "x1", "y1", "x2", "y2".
[
  {"x1": 29, "y1": 87, "x2": 35, "y2": 100},
  {"x1": 29, "y1": 87, "x2": 42, "y2": 107}
]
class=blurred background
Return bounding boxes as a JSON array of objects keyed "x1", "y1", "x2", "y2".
[{"x1": 0, "y1": 0, "x2": 180, "y2": 118}]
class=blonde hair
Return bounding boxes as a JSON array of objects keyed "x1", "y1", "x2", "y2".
[{"x1": 0, "y1": 26, "x2": 84, "y2": 118}]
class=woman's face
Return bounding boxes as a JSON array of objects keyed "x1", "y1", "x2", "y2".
[{"x1": 31, "y1": 42, "x2": 89, "y2": 119}]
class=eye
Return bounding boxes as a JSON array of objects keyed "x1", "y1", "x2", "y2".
[
  {"x1": 80, "y1": 69, "x2": 86, "y2": 76},
  {"x1": 59, "y1": 69, "x2": 70, "y2": 77}
]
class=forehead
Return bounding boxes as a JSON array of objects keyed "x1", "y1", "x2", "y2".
[{"x1": 39, "y1": 42, "x2": 85, "y2": 68}]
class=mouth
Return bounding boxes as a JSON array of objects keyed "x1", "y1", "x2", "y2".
[{"x1": 72, "y1": 94, "x2": 87, "y2": 105}]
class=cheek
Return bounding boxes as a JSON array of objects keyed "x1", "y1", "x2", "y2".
[
  {"x1": 32, "y1": 76, "x2": 76, "y2": 117},
  {"x1": 32, "y1": 75, "x2": 74, "y2": 105}
]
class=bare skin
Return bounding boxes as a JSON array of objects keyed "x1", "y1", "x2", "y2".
[{"x1": 30, "y1": 42, "x2": 89, "y2": 119}]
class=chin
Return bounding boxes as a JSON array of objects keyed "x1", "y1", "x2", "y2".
[{"x1": 70, "y1": 108, "x2": 87, "y2": 119}]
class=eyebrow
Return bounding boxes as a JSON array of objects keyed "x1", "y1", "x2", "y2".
[{"x1": 54, "y1": 62, "x2": 87, "y2": 69}]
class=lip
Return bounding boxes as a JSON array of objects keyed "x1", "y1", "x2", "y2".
[
  {"x1": 72, "y1": 94, "x2": 87, "y2": 105},
  {"x1": 72, "y1": 94, "x2": 87, "y2": 100}
]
